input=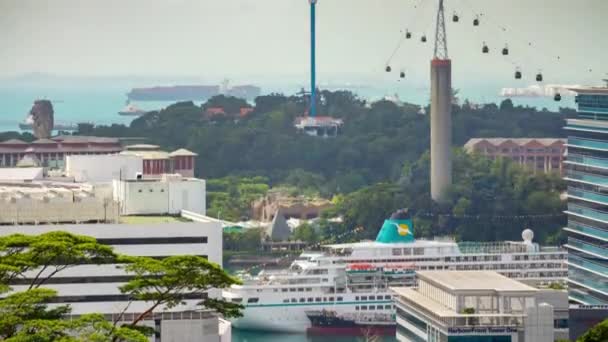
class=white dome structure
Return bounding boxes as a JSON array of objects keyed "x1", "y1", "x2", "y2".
[{"x1": 522, "y1": 229, "x2": 534, "y2": 243}]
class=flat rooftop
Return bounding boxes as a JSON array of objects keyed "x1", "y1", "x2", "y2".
[
  {"x1": 418, "y1": 271, "x2": 538, "y2": 293},
  {"x1": 119, "y1": 216, "x2": 192, "y2": 224}
]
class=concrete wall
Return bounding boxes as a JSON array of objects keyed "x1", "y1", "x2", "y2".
[
  {"x1": 113, "y1": 177, "x2": 205, "y2": 216},
  {"x1": 430, "y1": 59, "x2": 452, "y2": 201},
  {"x1": 66, "y1": 154, "x2": 143, "y2": 183},
  {"x1": 160, "y1": 318, "x2": 220, "y2": 342},
  {"x1": 524, "y1": 303, "x2": 554, "y2": 342}
]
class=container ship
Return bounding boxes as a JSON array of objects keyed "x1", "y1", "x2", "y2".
[
  {"x1": 126, "y1": 83, "x2": 261, "y2": 102},
  {"x1": 223, "y1": 209, "x2": 567, "y2": 333}
]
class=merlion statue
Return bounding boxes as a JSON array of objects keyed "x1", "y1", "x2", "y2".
[{"x1": 28, "y1": 100, "x2": 54, "y2": 139}]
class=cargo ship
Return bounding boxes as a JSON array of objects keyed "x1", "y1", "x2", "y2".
[
  {"x1": 306, "y1": 310, "x2": 395, "y2": 336},
  {"x1": 126, "y1": 82, "x2": 261, "y2": 101}
]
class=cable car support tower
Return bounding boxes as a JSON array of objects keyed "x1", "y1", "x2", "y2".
[{"x1": 430, "y1": 0, "x2": 452, "y2": 202}]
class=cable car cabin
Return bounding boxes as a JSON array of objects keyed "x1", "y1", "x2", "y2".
[
  {"x1": 405, "y1": 31, "x2": 412, "y2": 39},
  {"x1": 502, "y1": 46, "x2": 509, "y2": 55},
  {"x1": 482, "y1": 43, "x2": 489, "y2": 54},
  {"x1": 473, "y1": 17, "x2": 480, "y2": 26},
  {"x1": 554, "y1": 93, "x2": 562, "y2": 102},
  {"x1": 421, "y1": 35, "x2": 427, "y2": 43},
  {"x1": 452, "y1": 13, "x2": 459, "y2": 22},
  {"x1": 400, "y1": 71, "x2": 405, "y2": 78},
  {"x1": 515, "y1": 70, "x2": 522, "y2": 79},
  {"x1": 385, "y1": 65, "x2": 392, "y2": 73},
  {"x1": 536, "y1": 73, "x2": 543, "y2": 82}
]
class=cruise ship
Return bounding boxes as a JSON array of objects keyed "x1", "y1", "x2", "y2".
[{"x1": 223, "y1": 209, "x2": 567, "y2": 333}]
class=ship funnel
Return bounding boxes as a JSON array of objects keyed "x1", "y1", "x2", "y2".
[{"x1": 375, "y1": 208, "x2": 415, "y2": 244}]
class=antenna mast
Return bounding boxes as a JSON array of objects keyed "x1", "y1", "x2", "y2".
[{"x1": 433, "y1": 0, "x2": 448, "y2": 59}]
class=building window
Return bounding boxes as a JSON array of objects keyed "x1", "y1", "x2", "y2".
[{"x1": 247, "y1": 298, "x2": 259, "y2": 303}]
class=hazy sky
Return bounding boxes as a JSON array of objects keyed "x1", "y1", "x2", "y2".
[{"x1": 1, "y1": 0, "x2": 606, "y2": 85}]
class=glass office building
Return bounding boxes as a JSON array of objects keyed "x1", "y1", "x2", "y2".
[
  {"x1": 563, "y1": 84, "x2": 608, "y2": 341},
  {"x1": 564, "y1": 85, "x2": 608, "y2": 307}
]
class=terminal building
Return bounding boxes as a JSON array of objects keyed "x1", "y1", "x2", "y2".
[
  {"x1": 563, "y1": 83, "x2": 608, "y2": 339},
  {"x1": 392, "y1": 271, "x2": 564, "y2": 342}
]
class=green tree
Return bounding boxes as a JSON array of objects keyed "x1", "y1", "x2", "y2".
[
  {"x1": 292, "y1": 223, "x2": 318, "y2": 244},
  {"x1": 203, "y1": 95, "x2": 250, "y2": 116},
  {"x1": 578, "y1": 319, "x2": 608, "y2": 342},
  {"x1": 0, "y1": 232, "x2": 116, "y2": 289},
  {"x1": 0, "y1": 232, "x2": 242, "y2": 340},
  {"x1": 5, "y1": 313, "x2": 148, "y2": 342},
  {"x1": 119, "y1": 255, "x2": 243, "y2": 326}
]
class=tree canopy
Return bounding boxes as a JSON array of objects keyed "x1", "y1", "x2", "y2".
[
  {"x1": 79, "y1": 92, "x2": 570, "y2": 243},
  {"x1": 578, "y1": 319, "x2": 608, "y2": 342},
  {"x1": 0, "y1": 232, "x2": 242, "y2": 340}
]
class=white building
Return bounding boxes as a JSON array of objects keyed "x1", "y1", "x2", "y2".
[
  {"x1": 0, "y1": 167, "x2": 44, "y2": 181},
  {"x1": 0, "y1": 181, "x2": 118, "y2": 224},
  {"x1": 0, "y1": 217, "x2": 226, "y2": 342},
  {"x1": 392, "y1": 271, "x2": 556, "y2": 342},
  {"x1": 113, "y1": 174, "x2": 206, "y2": 216},
  {"x1": 66, "y1": 154, "x2": 143, "y2": 183}
]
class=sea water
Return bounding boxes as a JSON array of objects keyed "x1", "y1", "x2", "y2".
[
  {"x1": 231, "y1": 329, "x2": 397, "y2": 342},
  {"x1": 0, "y1": 82, "x2": 569, "y2": 134}
]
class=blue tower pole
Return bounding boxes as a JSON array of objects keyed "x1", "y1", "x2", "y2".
[{"x1": 309, "y1": 0, "x2": 317, "y2": 117}]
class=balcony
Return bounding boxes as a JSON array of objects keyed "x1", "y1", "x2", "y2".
[
  {"x1": 566, "y1": 238, "x2": 608, "y2": 259},
  {"x1": 568, "y1": 137, "x2": 608, "y2": 151},
  {"x1": 567, "y1": 204, "x2": 608, "y2": 223},
  {"x1": 569, "y1": 290, "x2": 607, "y2": 306},
  {"x1": 565, "y1": 221, "x2": 608, "y2": 242},
  {"x1": 565, "y1": 170, "x2": 608, "y2": 187},
  {"x1": 566, "y1": 154, "x2": 608, "y2": 169},
  {"x1": 568, "y1": 254, "x2": 608, "y2": 275},
  {"x1": 569, "y1": 271, "x2": 608, "y2": 294},
  {"x1": 568, "y1": 187, "x2": 608, "y2": 205}
]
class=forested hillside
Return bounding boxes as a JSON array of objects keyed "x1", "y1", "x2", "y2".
[{"x1": 76, "y1": 91, "x2": 572, "y2": 243}]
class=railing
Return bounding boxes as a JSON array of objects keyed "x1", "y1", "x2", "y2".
[
  {"x1": 567, "y1": 154, "x2": 608, "y2": 169},
  {"x1": 568, "y1": 187, "x2": 608, "y2": 205},
  {"x1": 566, "y1": 238, "x2": 608, "y2": 258},
  {"x1": 566, "y1": 221, "x2": 608, "y2": 241},
  {"x1": 568, "y1": 255, "x2": 608, "y2": 275},
  {"x1": 566, "y1": 170, "x2": 608, "y2": 187},
  {"x1": 567, "y1": 204, "x2": 608, "y2": 222},
  {"x1": 569, "y1": 137, "x2": 608, "y2": 151}
]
